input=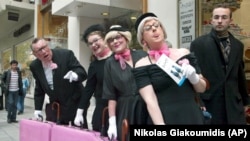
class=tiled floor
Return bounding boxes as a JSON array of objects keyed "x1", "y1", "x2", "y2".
[{"x1": 0, "y1": 97, "x2": 96, "y2": 141}]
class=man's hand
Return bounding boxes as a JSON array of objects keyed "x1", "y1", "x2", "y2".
[{"x1": 63, "y1": 70, "x2": 78, "y2": 83}]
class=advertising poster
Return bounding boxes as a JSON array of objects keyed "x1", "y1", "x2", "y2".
[{"x1": 179, "y1": 0, "x2": 195, "y2": 49}]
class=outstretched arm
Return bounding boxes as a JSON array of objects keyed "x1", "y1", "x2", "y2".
[{"x1": 139, "y1": 85, "x2": 165, "y2": 125}]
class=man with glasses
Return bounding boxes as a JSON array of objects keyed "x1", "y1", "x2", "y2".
[{"x1": 30, "y1": 38, "x2": 88, "y2": 126}]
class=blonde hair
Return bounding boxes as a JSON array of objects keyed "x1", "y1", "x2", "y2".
[{"x1": 104, "y1": 25, "x2": 132, "y2": 44}]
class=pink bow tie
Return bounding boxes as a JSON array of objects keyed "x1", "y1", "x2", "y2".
[
  {"x1": 50, "y1": 62, "x2": 58, "y2": 69},
  {"x1": 43, "y1": 61, "x2": 58, "y2": 70},
  {"x1": 95, "y1": 47, "x2": 111, "y2": 60},
  {"x1": 148, "y1": 44, "x2": 170, "y2": 60},
  {"x1": 114, "y1": 49, "x2": 131, "y2": 70}
]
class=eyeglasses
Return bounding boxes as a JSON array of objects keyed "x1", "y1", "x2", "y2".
[
  {"x1": 107, "y1": 34, "x2": 123, "y2": 44},
  {"x1": 87, "y1": 38, "x2": 102, "y2": 47},
  {"x1": 143, "y1": 22, "x2": 160, "y2": 32},
  {"x1": 33, "y1": 45, "x2": 48, "y2": 54}
]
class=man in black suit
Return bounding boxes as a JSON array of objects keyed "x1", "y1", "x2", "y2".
[
  {"x1": 30, "y1": 38, "x2": 88, "y2": 127},
  {"x1": 190, "y1": 3, "x2": 250, "y2": 124}
]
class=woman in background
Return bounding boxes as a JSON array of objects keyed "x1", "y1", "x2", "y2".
[{"x1": 17, "y1": 69, "x2": 29, "y2": 115}]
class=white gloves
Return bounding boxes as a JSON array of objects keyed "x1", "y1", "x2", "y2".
[
  {"x1": 74, "y1": 109, "x2": 84, "y2": 126},
  {"x1": 107, "y1": 116, "x2": 117, "y2": 140},
  {"x1": 182, "y1": 64, "x2": 199, "y2": 84},
  {"x1": 63, "y1": 70, "x2": 78, "y2": 83},
  {"x1": 34, "y1": 110, "x2": 42, "y2": 120}
]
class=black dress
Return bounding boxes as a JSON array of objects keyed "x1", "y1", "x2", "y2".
[
  {"x1": 103, "y1": 50, "x2": 147, "y2": 141},
  {"x1": 133, "y1": 53, "x2": 204, "y2": 124},
  {"x1": 78, "y1": 58, "x2": 110, "y2": 134}
]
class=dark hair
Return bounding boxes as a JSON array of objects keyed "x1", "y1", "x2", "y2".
[
  {"x1": 134, "y1": 12, "x2": 157, "y2": 33},
  {"x1": 213, "y1": 3, "x2": 232, "y2": 18},
  {"x1": 82, "y1": 24, "x2": 106, "y2": 43},
  {"x1": 30, "y1": 37, "x2": 44, "y2": 50},
  {"x1": 10, "y1": 60, "x2": 18, "y2": 65}
]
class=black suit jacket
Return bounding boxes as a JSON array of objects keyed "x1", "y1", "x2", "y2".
[
  {"x1": 30, "y1": 48, "x2": 87, "y2": 123},
  {"x1": 190, "y1": 29, "x2": 250, "y2": 124}
]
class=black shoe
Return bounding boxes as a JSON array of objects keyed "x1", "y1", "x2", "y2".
[
  {"x1": 11, "y1": 120, "x2": 18, "y2": 123},
  {"x1": 7, "y1": 119, "x2": 11, "y2": 123},
  {"x1": 17, "y1": 111, "x2": 23, "y2": 115}
]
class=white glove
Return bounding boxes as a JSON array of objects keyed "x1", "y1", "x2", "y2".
[
  {"x1": 74, "y1": 109, "x2": 84, "y2": 126},
  {"x1": 182, "y1": 64, "x2": 199, "y2": 84},
  {"x1": 107, "y1": 116, "x2": 117, "y2": 140},
  {"x1": 34, "y1": 110, "x2": 42, "y2": 120},
  {"x1": 63, "y1": 70, "x2": 78, "y2": 83}
]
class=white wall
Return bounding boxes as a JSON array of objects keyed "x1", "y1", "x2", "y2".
[{"x1": 147, "y1": 0, "x2": 178, "y2": 48}]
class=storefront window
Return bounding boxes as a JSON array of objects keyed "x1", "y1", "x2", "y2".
[
  {"x1": 43, "y1": 11, "x2": 68, "y2": 49},
  {"x1": 1, "y1": 48, "x2": 12, "y2": 71},
  {"x1": 0, "y1": 37, "x2": 35, "y2": 96},
  {"x1": 15, "y1": 37, "x2": 35, "y2": 96}
]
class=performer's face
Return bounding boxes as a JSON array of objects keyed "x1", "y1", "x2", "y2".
[{"x1": 32, "y1": 39, "x2": 52, "y2": 63}]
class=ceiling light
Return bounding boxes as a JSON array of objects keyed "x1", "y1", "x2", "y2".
[
  {"x1": 130, "y1": 16, "x2": 136, "y2": 20},
  {"x1": 101, "y1": 12, "x2": 109, "y2": 16}
]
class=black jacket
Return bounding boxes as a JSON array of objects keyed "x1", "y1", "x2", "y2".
[
  {"x1": 190, "y1": 29, "x2": 250, "y2": 124},
  {"x1": 30, "y1": 48, "x2": 87, "y2": 123},
  {"x1": 1, "y1": 68, "x2": 23, "y2": 96}
]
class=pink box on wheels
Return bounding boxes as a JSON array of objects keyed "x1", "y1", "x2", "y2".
[
  {"x1": 50, "y1": 106, "x2": 110, "y2": 141},
  {"x1": 19, "y1": 119, "x2": 53, "y2": 141},
  {"x1": 51, "y1": 125, "x2": 109, "y2": 141}
]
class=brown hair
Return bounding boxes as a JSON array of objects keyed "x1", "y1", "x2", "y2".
[{"x1": 213, "y1": 3, "x2": 232, "y2": 18}]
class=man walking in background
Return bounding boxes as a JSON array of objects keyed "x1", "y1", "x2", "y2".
[{"x1": 2, "y1": 60, "x2": 23, "y2": 123}]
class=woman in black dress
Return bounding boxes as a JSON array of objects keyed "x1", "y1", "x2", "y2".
[
  {"x1": 102, "y1": 25, "x2": 147, "y2": 140},
  {"x1": 74, "y1": 24, "x2": 112, "y2": 133},
  {"x1": 133, "y1": 12, "x2": 208, "y2": 125}
]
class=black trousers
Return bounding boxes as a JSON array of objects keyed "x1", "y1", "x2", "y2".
[{"x1": 0, "y1": 94, "x2": 3, "y2": 110}]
